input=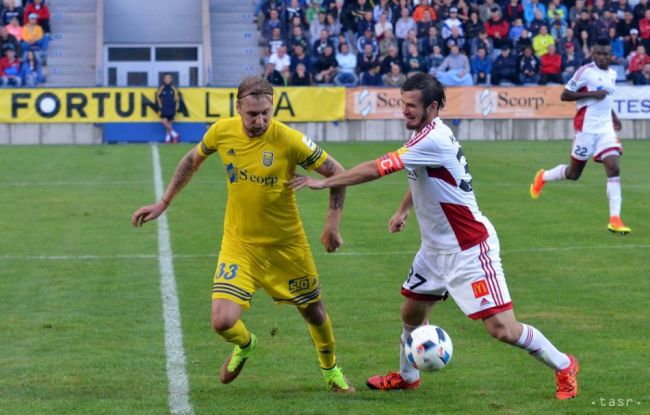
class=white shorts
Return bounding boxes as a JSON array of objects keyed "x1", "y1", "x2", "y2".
[
  {"x1": 401, "y1": 234, "x2": 512, "y2": 320},
  {"x1": 571, "y1": 131, "x2": 622, "y2": 163}
]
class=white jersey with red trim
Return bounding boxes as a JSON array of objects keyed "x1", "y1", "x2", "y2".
[
  {"x1": 565, "y1": 62, "x2": 617, "y2": 134},
  {"x1": 376, "y1": 117, "x2": 495, "y2": 254}
]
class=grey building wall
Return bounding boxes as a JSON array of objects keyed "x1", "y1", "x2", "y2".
[{"x1": 104, "y1": 0, "x2": 202, "y2": 43}]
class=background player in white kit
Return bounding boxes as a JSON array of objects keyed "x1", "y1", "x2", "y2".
[
  {"x1": 290, "y1": 73, "x2": 579, "y2": 400},
  {"x1": 529, "y1": 39, "x2": 630, "y2": 234}
]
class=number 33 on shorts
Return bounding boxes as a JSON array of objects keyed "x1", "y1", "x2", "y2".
[{"x1": 215, "y1": 262, "x2": 239, "y2": 280}]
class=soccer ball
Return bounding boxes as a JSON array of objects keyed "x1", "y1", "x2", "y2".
[{"x1": 405, "y1": 324, "x2": 453, "y2": 371}]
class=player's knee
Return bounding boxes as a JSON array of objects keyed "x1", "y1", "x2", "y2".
[
  {"x1": 487, "y1": 325, "x2": 518, "y2": 344},
  {"x1": 211, "y1": 315, "x2": 237, "y2": 333},
  {"x1": 300, "y1": 301, "x2": 327, "y2": 325}
]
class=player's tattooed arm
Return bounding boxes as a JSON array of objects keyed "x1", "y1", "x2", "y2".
[
  {"x1": 314, "y1": 156, "x2": 347, "y2": 252},
  {"x1": 315, "y1": 156, "x2": 347, "y2": 210},
  {"x1": 162, "y1": 147, "x2": 206, "y2": 205}
]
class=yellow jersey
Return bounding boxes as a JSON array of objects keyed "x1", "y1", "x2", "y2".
[{"x1": 197, "y1": 117, "x2": 328, "y2": 246}]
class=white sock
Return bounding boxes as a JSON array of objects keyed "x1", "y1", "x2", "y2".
[
  {"x1": 516, "y1": 323, "x2": 570, "y2": 370},
  {"x1": 399, "y1": 323, "x2": 420, "y2": 383},
  {"x1": 542, "y1": 165, "x2": 567, "y2": 182},
  {"x1": 607, "y1": 176, "x2": 621, "y2": 217},
  {"x1": 165, "y1": 134, "x2": 171, "y2": 142},
  {"x1": 171, "y1": 130, "x2": 179, "y2": 138}
]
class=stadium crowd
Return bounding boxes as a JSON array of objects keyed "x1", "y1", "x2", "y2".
[
  {"x1": 257, "y1": 0, "x2": 650, "y2": 87},
  {"x1": 0, "y1": 0, "x2": 50, "y2": 87}
]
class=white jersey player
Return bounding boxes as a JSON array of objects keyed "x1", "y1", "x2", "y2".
[
  {"x1": 290, "y1": 73, "x2": 579, "y2": 400},
  {"x1": 530, "y1": 39, "x2": 630, "y2": 234}
]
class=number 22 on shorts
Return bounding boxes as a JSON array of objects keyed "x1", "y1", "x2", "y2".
[{"x1": 215, "y1": 262, "x2": 239, "y2": 280}]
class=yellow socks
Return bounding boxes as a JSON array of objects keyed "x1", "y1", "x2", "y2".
[
  {"x1": 308, "y1": 314, "x2": 336, "y2": 369},
  {"x1": 217, "y1": 320, "x2": 251, "y2": 347}
]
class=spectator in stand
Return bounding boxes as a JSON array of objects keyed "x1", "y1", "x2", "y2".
[
  {"x1": 617, "y1": 11, "x2": 636, "y2": 42},
  {"x1": 465, "y1": 11, "x2": 483, "y2": 40},
  {"x1": 640, "y1": 9, "x2": 650, "y2": 51},
  {"x1": 305, "y1": 0, "x2": 324, "y2": 25},
  {"x1": 258, "y1": 0, "x2": 285, "y2": 30},
  {"x1": 532, "y1": 24, "x2": 554, "y2": 57},
  {"x1": 444, "y1": 25, "x2": 466, "y2": 55},
  {"x1": 471, "y1": 46, "x2": 492, "y2": 84},
  {"x1": 479, "y1": 0, "x2": 499, "y2": 23},
  {"x1": 550, "y1": 15, "x2": 568, "y2": 41},
  {"x1": 633, "y1": 0, "x2": 648, "y2": 23},
  {"x1": 357, "y1": 10, "x2": 374, "y2": 38},
  {"x1": 546, "y1": 0, "x2": 568, "y2": 23},
  {"x1": 509, "y1": 18, "x2": 524, "y2": 44},
  {"x1": 441, "y1": 7, "x2": 463, "y2": 40},
  {"x1": 378, "y1": 28, "x2": 398, "y2": 59},
  {"x1": 287, "y1": 15, "x2": 307, "y2": 38},
  {"x1": 290, "y1": 44, "x2": 312, "y2": 74},
  {"x1": 561, "y1": 42, "x2": 580, "y2": 83},
  {"x1": 412, "y1": 0, "x2": 436, "y2": 22},
  {"x1": 285, "y1": 0, "x2": 306, "y2": 28},
  {"x1": 0, "y1": 25, "x2": 20, "y2": 55},
  {"x1": 404, "y1": 42, "x2": 427, "y2": 74},
  {"x1": 324, "y1": 12, "x2": 341, "y2": 40},
  {"x1": 402, "y1": 28, "x2": 418, "y2": 59},
  {"x1": 312, "y1": 44, "x2": 338, "y2": 84},
  {"x1": 0, "y1": 46, "x2": 20, "y2": 86},
  {"x1": 21, "y1": 13, "x2": 48, "y2": 55},
  {"x1": 528, "y1": 9, "x2": 546, "y2": 36},
  {"x1": 266, "y1": 27, "x2": 286, "y2": 59},
  {"x1": 591, "y1": 0, "x2": 607, "y2": 18},
  {"x1": 629, "y1": 45, "x2": 650, "y2": 84},
  {"x1": 434, "y1": 42, "x2": 473, "y2": 85},
  {"x1": 515, "y1": 28, "x2": 532, "y2": 56},
  {"x1": 470, "y1": 30, "x2": 494, "y2": 57},
  {"x1": 518, "y1": 46, "x2": 540, "y2": 84},
  {"x1": 313, "y1": 28, "x2": 334, "y2": 57},
  {"x1": 608, "y1": 27, "x2": 626, "y2": 66},
  {"x1": 269, "y1": 45, "x2": 291, "y2": 73},
  {"x1": 22, "y1": 0, "x2": 48, "y2": 33},
  {"x1": 625, "y1": 28, "x2": 642, "y2": 57},
  {"x1": 357, "y1": 42, "x2": 379, "y2": 73},
  {"x1": 5, "y1": 15, "x2": 21, "y2": 40},
  {"x1": 485, "y1": 8, "x2": 509, "y2": 49},
  {"x1": 577, "y1": 30, "x2": 592, "y2": 63},
  {"x1": 612, "y1": 0, "x2": 632, "y2": 22},
  {"x1": 416, "y1": 10, "x2": 435, "y2": 39},
  {"x1": 491, "y1": 45, "x2": 519, "y2": 84},
  {"x1": 504, "y1": 0, "x2": 523, "y2": 23},
  {"x1": 593, "y1": 9, "x2": 618, "y2": 41},
  {"x1": 573, "y1": 8, "x2": 592, "y2": 39},
  {"x1": 395, "y1": 7, "x2": 416, "y2": 44},
  {"x1": 383, "y1": 61, "x2": 406, "y2": 86},
  {"x1": 375, "y1": 12, "x2": 392, "y2": 40},
  {"x1": 1, "y1": 0, "x2": 22, "y2": 26},
  {"x1": 523, "y1": 0, "x2": 545, "y2": 27},
  {"x1": 360, "y1": 62, "x2": 383, "y2": 85},
  {"x1": 557, "y1": 27, "x2": 580, "y2": 55},
  {"x1": 310, "y1": 11, "x2": 327, "y2": 44},
  {"x1": 289, "y1": 62, "x2": 312, "y2": 85},
  {"x1": 334, "y1": 42, "x2": 358, "y2": 86},
  {"x1": 568, "y1": 0, "x2": 584, "y2": 24},
  {"x1": 380, "y1": 45, "x2": 402, "y2": 74},
  {"x1": 356, "y1": 27, "x2": 379, "y2": 55},
  {"x1": 539, "y1": 44, "x2": 563, "y2": 84},
  {"x1": 288, "y1": 26, "x2": 310, "y2": 56},
  {"x1": 262, "y1": 9, "x2": 283, "y2": 44},
  {"x1": 373, "y1": 0, "x2": 392, "y2": 22},
  {"x1": 344, "y1": 0, "x2": 372, "y2": 37},
  {"x1": 437, "y1": 0, "x2": 454, "y2": 22},
  {"x1": 20, "y1": 48, "x2": 41, "y2": 86},
  {"x1": 427, "y1": 44, "x2": 445, "y2": 75},
  {"x1": 456, "y1": 0, "x2": 471, "y2": 23},
  {"x1": 264, "y1": 62, "x2": 286, "y2": 85},
  {"x1": 419, "y1": 25, "x2": 442, "y2": 56}
]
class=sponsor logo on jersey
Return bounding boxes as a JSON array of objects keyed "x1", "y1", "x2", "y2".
[
  {"x1": 225, "y1": 163, "x2": 278, "y2": 186},
  {"x1": 227, "y1": 148, "x2": 236, "y2": 156},
  {"x1": 288, "y1": 276, "x2": 311, "y2": 293},
  {"x1": 226, "y1": 163, "x2": 238, "y2": 183},
  {"x1": 480, "y1": 297, "x2": 491, "y2": 308},
  {"x1": 262, "y1": 151, "x2": 274, "y2": 167},
  {"x1": 472, "y1": 279, "x2": 489, "y2": 298}
]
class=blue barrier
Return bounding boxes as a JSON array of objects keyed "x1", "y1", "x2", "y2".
[{"x1": 103, "y1": 122, "x2": 209, "y2": 143}]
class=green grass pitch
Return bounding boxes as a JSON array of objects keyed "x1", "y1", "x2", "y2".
[{"x1": 1, "y1": 140, "x2": 649, "y2": 414}]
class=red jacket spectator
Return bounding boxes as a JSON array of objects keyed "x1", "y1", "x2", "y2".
[
  {"x1": 540, "y1": 51, "x2": 561, "y2": 74},
  {"x1": 413, "y1": 2, "x2": 437, "y2": 22},
  {"x1": 485, "y1": 12, "x2": 509, "y2": 47},
  {"x1": 639, "y1": 11, "x2": 650, "y2": 40},
  {"x1": 629, "y1": 49, "x2": 650, "y2": 73},
  {"x1": 23, "y1": 0, "x2": 50, "y2": 33}
]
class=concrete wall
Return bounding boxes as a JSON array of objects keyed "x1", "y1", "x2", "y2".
[
  {"x1": 104, "y1": 0, "x2": 202, "y2": 44},
  {"x1": 1, "y1": 119, "x2": 648, "y2": 145}
]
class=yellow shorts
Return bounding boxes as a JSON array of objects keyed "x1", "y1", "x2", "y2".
[{"x1": 211, "y1": 241, "x2": 320, "y2": 309}]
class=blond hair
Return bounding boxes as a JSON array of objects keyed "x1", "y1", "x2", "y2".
[{"x1": 237, "y1": 76, "x2": 274, "y2": 100}]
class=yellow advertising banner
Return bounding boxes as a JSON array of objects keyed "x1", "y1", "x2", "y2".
[
  {"x1": 346, "y1": 86, "x2": 575, "y2": 119},
  {"x1": 0, "y1": 87, "x2": 346, "y2": 123}
]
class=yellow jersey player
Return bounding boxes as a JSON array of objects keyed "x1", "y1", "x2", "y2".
[{"x1": 132, "y1": 77, "x2": 354, "y2": 393}]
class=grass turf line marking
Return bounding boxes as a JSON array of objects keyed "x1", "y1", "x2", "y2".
[
  {"x1": 151, "y1": 145, "x2": 194, "y2": 415},
  {"x1": 3, "y1": 244, "x2": 649, "y2": 262}
]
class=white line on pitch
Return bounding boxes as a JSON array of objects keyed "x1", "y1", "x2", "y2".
[
  {"x1": 2, "y1": 244, "x2": 648, "y2": 262},
  {"x1": 151, "y1": 145, "x2": 194, "y2": 415}
]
